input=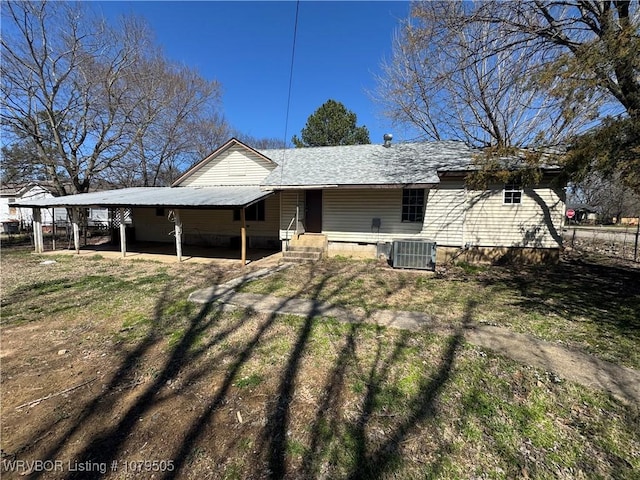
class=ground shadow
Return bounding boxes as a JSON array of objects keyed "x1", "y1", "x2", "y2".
[
  {"x1": 7, "y1": 251, "x2": 637, "y2": 480},
  {"x1": 481, "y1": 253, "x2": 640, "y2": 337}
]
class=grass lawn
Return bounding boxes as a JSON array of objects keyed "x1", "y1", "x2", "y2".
[
  {"x1": 240, "y1": 254, "x2": 640, "y2": 370},
  {"x1": 1, "y1": 247, "x2": 638, "y2": 479}
]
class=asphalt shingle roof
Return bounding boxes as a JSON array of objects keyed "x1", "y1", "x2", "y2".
[
  {"x1": 14, "y1": 140, "x2": 564, "y2": 209},
  {"x1": 259, "y1": 141, "x2": 478, "y2": 188}
]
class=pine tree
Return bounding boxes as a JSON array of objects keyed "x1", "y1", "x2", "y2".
[{"x1": 292, "y1": 100, "x2": 370, "y2": 147}]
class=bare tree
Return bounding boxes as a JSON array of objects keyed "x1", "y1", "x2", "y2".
[
  {"x1": 374, "y1": 1, "x2": 598, "y2": 149},
  {"x1": 570, "y1": 172, "x2": 640, "y2": 222},
  {"x1": 1, "y1": 1, "x2": 228, "y2": 192},
  {"x1": 234, "y1": 133, "x2": 286, "y2": 150},
  {"x1": 460, "y1": 0, "x2": 640, "y2": 193},
  {"x1": 188, "y1": 116, "x2": 232, "y2": 165},
  {"x1": 465, "y1": 0, "x2": 640, "y2": 120},
  {"x1": 114, "y1": 56, "x2": 228, "y2": 187},
  {"x1": 1, "y1": 1, "x2": 145, "y2": 194}
]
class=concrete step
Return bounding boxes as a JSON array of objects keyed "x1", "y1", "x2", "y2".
[
  {"x1": 290, "y1": 233, "x2": 327, "y2": 249},
  {"x1": 282, "y1": 250, "x2": 323, "y2": 262},
  {"x1": 287, "y1": 245, "x2": 324, "y2": 253}
]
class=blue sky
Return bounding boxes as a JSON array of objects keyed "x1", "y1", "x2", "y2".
[{"x1": 94, "y1": 1, "x2": 412, "y2": 147}]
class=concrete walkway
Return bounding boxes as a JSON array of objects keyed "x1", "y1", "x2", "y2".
[{"x1": 189, "y1": 285, "x2": 640, "y2": 405}]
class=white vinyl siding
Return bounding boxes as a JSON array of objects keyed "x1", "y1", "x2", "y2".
[
  {"x1": 422, "y1": 182, "x2": 466, "y2": 246},
  {"x1": 132, "y1": 194, "x2": 280, "y2": 244},
  {"x1": 277, "y1": 184, "x2": 465, "y2": 246},
  {"x1": 323, "y1": 189, "x2": 422, "y2": 242},
  {"x1": 279, "y1": 190, "x2": 302, "y2": 238},
  {"x1": 465, "y1": 183, "x2": 564, "y2": 248},
  {"x1": 276, "y1": 179, "x2": 563, "y2": 250},
  {"x1": 176, "y1": 145, "x2": 275, "y2": 187}
]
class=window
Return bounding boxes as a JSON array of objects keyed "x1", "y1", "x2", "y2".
[
  {"x1": 504, "y1": 183, "x2": 522, "y2": 204},
  {"x1": 234, "y1": 200, "x2": 265, "y2": 222},
  {"x1": 401, "y1": 189, "x2": 425, "y2": 223}
]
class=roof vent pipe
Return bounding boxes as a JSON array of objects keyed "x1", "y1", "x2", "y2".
[{"x1": 383, "y1": 133, "x2": 393, "y2": 147}]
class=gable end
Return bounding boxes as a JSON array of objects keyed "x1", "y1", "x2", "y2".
[{"x1": 172, "y1": 138, "x2": 277, "y2": 187}]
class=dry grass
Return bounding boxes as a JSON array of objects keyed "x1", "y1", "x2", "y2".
[
  {"x1": 1, "y1": 247, "x2": 639, "y2": 479},
  {"x1": 240, "y1": 254, "x2": 640, "y2": 369}
]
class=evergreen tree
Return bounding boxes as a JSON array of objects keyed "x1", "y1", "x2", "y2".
[{"x1": 292, "y1": 100, "x2": 370, "y2": 147}]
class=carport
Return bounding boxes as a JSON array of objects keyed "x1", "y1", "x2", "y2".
[{"x1": 15, "y1": 186, "x2": 275, "y2": 266}]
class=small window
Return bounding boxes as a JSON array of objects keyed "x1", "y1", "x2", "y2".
[
  {"x1": 155, "y1": 207, "x2": 165, "y2": 217},
  {"x1": 504, "y1": 184, "x2": 522, "y2": 204},
  {"x1": 401, "y1": 189, "x2": 425, "y2": 223},
  {"x1": 234, "y1": 200, "x2": 265, "y2": 222}
]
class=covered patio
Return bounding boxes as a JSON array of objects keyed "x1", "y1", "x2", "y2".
[
  {"x1": 15, "y1": 186, "x2": 278, "y2": 266},
  {"x1": 39, "y1": 242, "x2": 282, "y2": 266}
]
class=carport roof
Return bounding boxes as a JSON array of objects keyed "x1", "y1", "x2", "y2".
[{"x1": 14, "y1": 186, "x2": 272, "y2": 209}]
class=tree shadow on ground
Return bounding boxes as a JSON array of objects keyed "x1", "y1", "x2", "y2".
[
  {"x1": 343, "y1": 301, "x2": 474, "y2": 480},
  {"x1": 11, "y1": 252, "x2": 637, "y2": 479},
  {"x1": 11, "y1": 264, "x2": 237, "y2": 479},
  {"x1": 256, "y1": 265, "x2": 365, "y2": 478},
  {"x1": 24, "y1": 288, "x2": 213, "y2": 476},
  {"x1": 481, "y1": 252, "x2": 640, "y2": 336}
]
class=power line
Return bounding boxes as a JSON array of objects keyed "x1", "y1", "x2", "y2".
[{"x1": 282, "y1": 0, "x2": 300, "y2": 154}]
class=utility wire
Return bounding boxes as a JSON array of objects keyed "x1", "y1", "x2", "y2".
[{"x1": 280, "y1": 0, "x2": 300, "y2": 183}]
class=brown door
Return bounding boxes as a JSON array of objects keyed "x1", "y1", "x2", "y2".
[{"x1": 305, "y1": 190, "x2": 323, "y2": 233}]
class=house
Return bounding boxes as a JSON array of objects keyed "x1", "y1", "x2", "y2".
[
  {"x1": 0, "y1": 184, "x2": 21, "y2": 233},
  {"x1": 1, "y1": 183, "x2": 68, "y2": 233},
  {"x1": 15, "y1": 137, "x2": 566, "y2": 264},
  {"x1": 257, "y1": 140, "x2": 564, "y2": 263},
  {"x1": 565, "y1": 202, "x2": 600, "y2": 224},
  {"x1": 1, "y1": 183, "x2": 110, "y2": 234},
  {"x1": 618, "y1": 217, "x2": 639, "y2": 226}
]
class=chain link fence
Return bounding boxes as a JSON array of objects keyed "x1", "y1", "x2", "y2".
[{"x1": 564, "y1": 226, "x2": 640, "y2": 263}]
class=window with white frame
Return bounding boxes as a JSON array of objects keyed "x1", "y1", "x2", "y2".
[
  {"x1": 504, "y1": 183, "x2": 522, "y2": 204},
  {"x1": 401, "y1": 188, "x2": 425, "y2": 222}
]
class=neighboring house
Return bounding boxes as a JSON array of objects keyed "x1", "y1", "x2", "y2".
[
  {"x1": 0, "y1": 184, "x2": 21, "y2": 233},
  {"x1": 618, "y1": 217, "x2": 639, "y2": 226},
  {"x1": 1, "y1": 183, "x2": 67, "y2": 232},
  {"x1": 15, "y1": 137, "x2": 566, "y2": 264},
  {"x1": 1, "y1": 182, "x2": 110, "y2": 233},
  {"x1": 565, "y1": 202, "x2": 599, "y2": 224}
]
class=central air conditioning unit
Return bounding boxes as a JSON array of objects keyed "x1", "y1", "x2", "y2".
[{"x1": 392, "y1": 239, "x2": 437, "y2": 270}]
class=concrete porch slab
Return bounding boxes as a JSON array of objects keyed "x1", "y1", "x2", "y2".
[{"x1": 38, "y1": 242, "x2": 282, "y2": 266}]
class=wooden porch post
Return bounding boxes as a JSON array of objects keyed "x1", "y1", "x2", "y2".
[
  {"x1": 72, "y1": 208, "x2": 80, "y2": 254},
  {"x1": 119, "y1": 208, "x2": 127, "y2": 257},
  {"x1": 241, "y1": 207, "x2": 247, "y2": 266},
  {"x1": 173, "y1": 209, "x2": 183, "y2": 262},
  {"x1": 33, "y1": 208, "x2": 43, "y2": 253}
]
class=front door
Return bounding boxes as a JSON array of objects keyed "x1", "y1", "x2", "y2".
[{"x1": 305, "y1": 190, "x2": 323, "y2": 233}]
